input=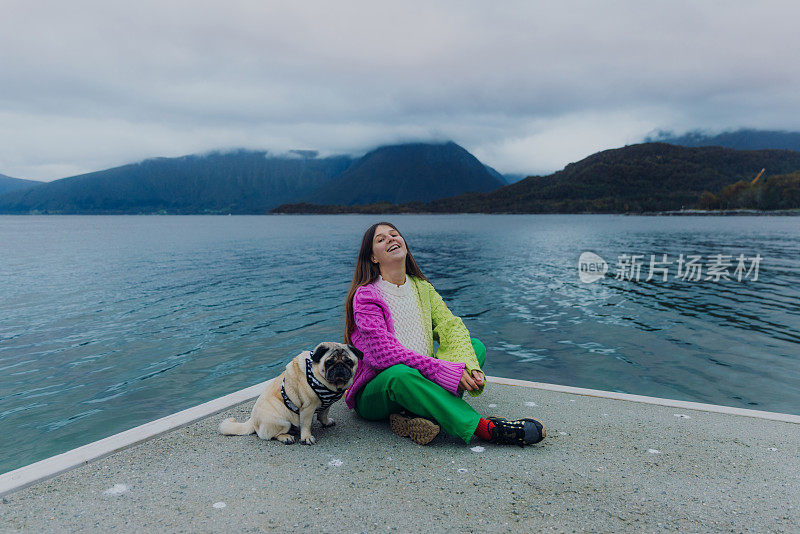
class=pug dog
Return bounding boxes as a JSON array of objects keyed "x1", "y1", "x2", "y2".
[{"x1": 219, "y1": 342, "x2": 361, "y2": 445}]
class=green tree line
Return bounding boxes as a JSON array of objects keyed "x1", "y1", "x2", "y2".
[{"x1": 697, "y1": 171, "x2": 800, "y2": 210}]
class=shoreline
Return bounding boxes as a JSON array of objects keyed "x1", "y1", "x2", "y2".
[
  {"x1": 637, "y1": 208, "x2": 800, "y2": 216},
  {"x1": 1, "y1": 210, "x2": 799, "y2": 216}
]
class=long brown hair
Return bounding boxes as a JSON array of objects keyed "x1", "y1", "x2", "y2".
[{"x1": 344, "y1": 222, "x2": 428, "y2": 344}]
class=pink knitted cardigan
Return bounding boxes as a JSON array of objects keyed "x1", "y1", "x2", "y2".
[{"x1": 344, "y1": 283, "x2": 465, "y2": 409}]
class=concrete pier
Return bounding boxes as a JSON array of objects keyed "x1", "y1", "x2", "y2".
[{"x1": 1, "y1": 377, "x2": 798, "y2": 533}]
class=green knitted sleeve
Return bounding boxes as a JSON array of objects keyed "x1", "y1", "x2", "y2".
[{"x1": 426, "y1": 281, "x2": 484, "y2": 396}]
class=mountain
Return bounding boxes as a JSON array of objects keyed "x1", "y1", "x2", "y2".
[
  {"x1": 421, "y1": 143, "x2": 800, "y2": 212},
  {"x1": 647, "y1": 129, "x2": 800, "y2": 152},
  {"x1": 478, "y1": 164, "x2": 528, "y2": 185},
  {"x1": 0, "y1": 142, "x2": 509, "y2": 214},
  {"x1": 276, "y1": 143, "x2": 800, "y2": 213},
  {"x1": 0, "y1": 174, "x2": 42, "y2": 195},
  {"x1": 483, "y1": 164, "x2": 508, "y2": 185},
  {"x1": 302, "y1": 142, "x2": 504, "y2": 205},
  {"x1": 0, "y1": 151, "x2": 354, "y2": 214},
  {"x1": 502, "y1": 173, "x2": 527, "y2": 185}
]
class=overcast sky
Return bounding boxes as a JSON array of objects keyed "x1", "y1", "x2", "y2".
[{"x1": 2, "y1": 1, "x2": 799, "y2": 181}]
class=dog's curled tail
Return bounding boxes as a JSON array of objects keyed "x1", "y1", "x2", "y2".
[{"x1": 218, "y1": 417, "x2": 255, "y2": 436}]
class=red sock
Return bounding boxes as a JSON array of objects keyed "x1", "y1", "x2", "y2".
[{"x1": 474, "y1": 418, "x2": 495, "y2": 441}]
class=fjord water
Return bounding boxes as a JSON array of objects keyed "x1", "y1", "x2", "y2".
[{"x1": 1, "y1": 214, "x2": 798, "y2": 473}]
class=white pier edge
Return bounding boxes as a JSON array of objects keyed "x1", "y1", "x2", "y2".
[
  {"x1": 487, "y1": 376, "x2": 800, "y2": 424},
  {"x1": 1, "y1": 376, "x2": 797, "y2": 497},
  {"x1": 0, "y1": 379, "x2": 273, "y2": 498}
]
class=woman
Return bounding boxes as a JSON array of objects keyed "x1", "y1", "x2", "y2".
[{"x1": 344, "y1": 222, "x2": 545, "y2": 446}]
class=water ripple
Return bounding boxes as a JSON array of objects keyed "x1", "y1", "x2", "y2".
[{"x1": 1, "y1": 214, "x2": 799, "y2": 475}]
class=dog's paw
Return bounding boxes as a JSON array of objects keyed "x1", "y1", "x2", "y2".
[
  {"x1": 276, "y1": 434, "x2": 296, "y2": 444},
  {"x1": 321, "y1": 419, "x2": 336, "y2": 428},
  {"x1": 300, "y1": 436, "x2": 317, "y2": 445}
]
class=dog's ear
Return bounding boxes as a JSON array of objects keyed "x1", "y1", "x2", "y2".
[
  {"x1": 311, "y1": 344, "x2": 329, "y2": 363},
  {"x1": 348, "y1": 344, "x2": 363, "y2": 360}
]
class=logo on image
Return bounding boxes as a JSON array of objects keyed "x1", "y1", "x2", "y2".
[
  {"x1": 578, "y1": 252, "x2": 608, "y2": 283},
  {"x1": 577, "y1": 251, "x2": 762, "y2": 283}
]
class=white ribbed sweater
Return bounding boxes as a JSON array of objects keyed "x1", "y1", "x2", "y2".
[{"x1": 375, "y1": 275, "x2": 432, "y2": 357}]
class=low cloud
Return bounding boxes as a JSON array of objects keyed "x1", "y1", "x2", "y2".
[{"x1": 1, "y1": 1, "x2": 799, "y2": 180}]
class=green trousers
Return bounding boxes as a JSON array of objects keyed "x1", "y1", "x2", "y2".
[{"x1": 354, "y1": 338, "x2": 486, "y2": 444}]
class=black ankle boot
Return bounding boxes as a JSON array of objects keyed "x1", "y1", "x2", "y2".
[{"x1": 487, "y1": 416, "x2": 546, "y2": 446}]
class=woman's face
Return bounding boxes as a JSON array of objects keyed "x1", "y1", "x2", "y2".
[{"x1": 370, "y1": 224, "x2": 407, "y2": 266}]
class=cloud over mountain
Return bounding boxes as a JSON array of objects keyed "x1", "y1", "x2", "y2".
[{"x1": 2, "y1": 1, "x2": 800, "y2": 180}]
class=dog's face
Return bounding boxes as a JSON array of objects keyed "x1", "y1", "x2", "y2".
[{"x1": 310, "y1": 342, "x2": 361, "y2": 391}]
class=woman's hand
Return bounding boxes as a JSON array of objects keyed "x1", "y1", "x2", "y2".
[
  {"x1": 471, "y1": 370, "x2": 485, "y2": 388},
  {"x1": 459, "y1": 370, "x2": 479, "y2": 392}
]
